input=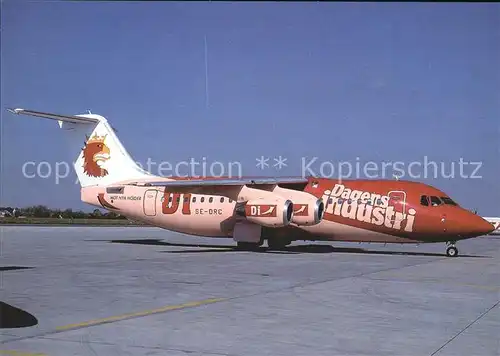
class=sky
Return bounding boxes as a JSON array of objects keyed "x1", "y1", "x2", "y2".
[{"x1": 1, "y1": 1, "x2": 499, "y2": 215}]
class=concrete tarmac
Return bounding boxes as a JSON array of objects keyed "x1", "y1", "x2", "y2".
[{"x1": 0, "y1": 226, "x2": 498, "y2": 356}]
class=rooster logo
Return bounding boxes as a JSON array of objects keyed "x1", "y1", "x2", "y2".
[{"x1": 82, "y1": 134, "x2": 110, "y2": 177}]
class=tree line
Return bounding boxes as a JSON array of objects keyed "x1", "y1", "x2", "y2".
[{"x1": 0, "y1": 205, "x2": 126, "y2": 219}]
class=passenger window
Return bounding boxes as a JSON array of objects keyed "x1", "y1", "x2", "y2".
[
  {"x1": 220, "y1": 197, "x2": 224, "y2": 203},
  {"x1": 192, "y1": 197, "x2": 196, "y2": 203},
  {"x1": 420, "y1": 195, "x2": 429, "y2": 206},
  {"x1": 168, "y1": 196, "x2": 172, "y2": 202},
  {"x1": 176, "y1": 197, "x2": 180, "y2": 203},
  {"x1": 328, "y1": 198, "x2": 333, "y2": 204},
  {"x1": 440, "y1": 197, "x2": 457, "y2": 206},
  {"x1": 229, "y1": 199, "x2": 233, "y2": 203},
  {"x1": 209, "y1": 197, "x2": 213, "y2": 203},
  {"x1": 201, "y1": 197, "x2": 205, "y2": 203},
  {"x1": 430, "y1": 196, "x2": 442, "y2": 206},
  {"x1": 183, "y1": 197, "x2": 188, "y2": 202}
]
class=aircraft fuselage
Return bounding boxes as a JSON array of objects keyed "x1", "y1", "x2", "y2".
[{"x1": 83, "y1": 176, "x2": 493, "y2": 245}]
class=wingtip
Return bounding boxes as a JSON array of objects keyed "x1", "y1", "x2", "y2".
[{"x1": 6, "y1": 108, "x2": 23, "y2": 114}]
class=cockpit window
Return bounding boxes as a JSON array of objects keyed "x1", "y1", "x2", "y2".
[
  {"x1": 440, "y1": 196, "x2": 458, "y2": 206},
  {"x1": 420, "y1": 195, "x2": 429, "y2": 206},
  {"x1": 430, "y1": 196, "x2": 442, "y2": 206}
]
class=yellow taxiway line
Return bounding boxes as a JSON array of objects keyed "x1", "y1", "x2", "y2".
[
  {"x1": 0, "y1": 351, "x2": 46, "y2": 356},
  {"x1": 56, "y1": 297, "x2": 225, "y2": 331}
]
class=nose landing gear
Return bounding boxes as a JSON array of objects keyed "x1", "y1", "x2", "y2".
[{"x1": 445, "y1": 241, "x2": 458, "y2": 257}]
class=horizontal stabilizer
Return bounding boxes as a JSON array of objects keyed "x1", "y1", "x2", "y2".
[
  {"x1": 129, "y1": 177, "x2": 309, "y2": 187},
  {"x1": 7, "y1": 108, "x2": 101, "y2": 124}
]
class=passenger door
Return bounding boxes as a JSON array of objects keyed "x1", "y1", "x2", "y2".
[{"x1": 143, "y1": 189, "x2": 158, "y2": 216}]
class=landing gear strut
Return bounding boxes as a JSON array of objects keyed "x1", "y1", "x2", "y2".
[{"x1": 445, "y1": 242, "x2": 458, "y2": 257}]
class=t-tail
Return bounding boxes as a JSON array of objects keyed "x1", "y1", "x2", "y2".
[{"x1": 7, "y1": 108, "x2": 154, "y2": 187}]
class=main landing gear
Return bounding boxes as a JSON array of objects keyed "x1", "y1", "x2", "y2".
[
  {"x1": 236, "y1": 236, "x2": 264, "y2": 251},
  {"x1": 236, "y1": 237, "x2": 291, "y2": 251},
  {"x1": 236, "y1": 241, "x2": 262, "y2": 251},
  {"x1": 267, "y1": 237, "x2": 292, "y2": 250},
  {"x1": 445, "y1": 242, "x2": 458, "y2": 257}
]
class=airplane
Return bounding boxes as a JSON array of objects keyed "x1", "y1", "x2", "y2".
[
  {"x1": 7, "y1": 108, "x2": 495, "y2": 257},
  {"x1": 482, "y1": 217, "x2": 500, "y2": 235}
]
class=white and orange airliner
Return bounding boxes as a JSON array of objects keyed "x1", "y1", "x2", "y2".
[{"x1": 7, "y1": 108, "x2": 494, "y2": 257}]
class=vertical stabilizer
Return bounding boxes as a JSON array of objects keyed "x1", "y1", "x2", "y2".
[{"x1": 7, "y1": 108, "x2": 154, "y2": 187}]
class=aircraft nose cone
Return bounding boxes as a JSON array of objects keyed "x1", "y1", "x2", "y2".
[{"x1": 464, "y1": 214, "x2": 495, "y2": 237}]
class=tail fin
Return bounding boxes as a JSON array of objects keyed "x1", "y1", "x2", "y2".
[{"x1": 7, "y1": 108, "x2": 154, "y2": 187}]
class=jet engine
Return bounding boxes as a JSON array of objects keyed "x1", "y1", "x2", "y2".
[
  {"x1": 271, "y1": 187, "x2": 325, "y2": 226},
  {"x1": 236, "y1": 197, "x2": 294, "y2": 228}
]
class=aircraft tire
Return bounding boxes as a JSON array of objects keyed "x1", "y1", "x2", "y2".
[
  {"x1": 236, "y1": 242, "x2": 261, "y2": 251},
  {"x1": 446, "y1": 246, "x2": 458, "y2": 257},
  {"x1": 267, "y1": 238, "x2": 291, "y2": 250}
]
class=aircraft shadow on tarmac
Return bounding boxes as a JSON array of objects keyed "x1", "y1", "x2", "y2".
[
  {"x1": 0, "y1": 301, "x2": 38, "y2": 328},
  {"x1": 0, "y1": 267, "x2": 38, "y2": 328},
  {"x1": 0, "y1": 266, "x2": 34, "y2": 272},
  {"x1": 103, "y1": 239, "x2": 488, "y2": 258}
]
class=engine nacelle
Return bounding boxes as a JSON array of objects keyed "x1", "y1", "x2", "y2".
[
  {"x1": 271, "y1": 187, "x2": 325, "y2": 226},
  {"x1": 236, "y1": 197, "x2": 294, "y2": 228}
]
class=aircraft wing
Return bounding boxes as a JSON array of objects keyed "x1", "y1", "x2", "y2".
[
  {"x1": 124, "y1": 176, "x2": 311, "y2": 195},
  {"x1": 129, "y1": 177, "x2": 309, "y2": 187},
  {"x1": 7, "y1": 108, "x2": 100, "y2": 124}
]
